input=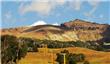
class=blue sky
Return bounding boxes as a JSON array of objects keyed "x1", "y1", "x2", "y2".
[{"x1": 1, "y1": 0, "x2": 110, "y2": 28}]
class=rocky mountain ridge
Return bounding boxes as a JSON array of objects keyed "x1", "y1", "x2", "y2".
[{"x1": 1, "y1": 19, "x2": 110, "y2": 42}]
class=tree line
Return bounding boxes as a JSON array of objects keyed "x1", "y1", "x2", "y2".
[{"x1": 1, "y1": 35, "x2": 107, "y2": 64}]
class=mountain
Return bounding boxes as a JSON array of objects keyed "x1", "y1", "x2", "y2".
[{"x1": 1, "y1": 19, "x2": 110, "y2": 42}]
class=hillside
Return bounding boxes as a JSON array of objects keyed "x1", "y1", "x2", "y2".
[
  {"x1": 1, "y1": 19, "x2": 110, "y2": 42},
  {"x1": 18, "y1": 47, "x2": 110, "y2": 64}
]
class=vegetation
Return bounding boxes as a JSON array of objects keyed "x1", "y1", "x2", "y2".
[
  {"x1": 38, "y1": 40, "x2": 106, "y2": 51},
  {"x1": 1, "y1": 35, "x2": 19, "y2": 64},
  {"x1": 1, "y1": 35, "x2": 108, "y2": 64},
  {"x1": 83, "y1": 61, "x2": 90, "y2": 64},
  {"x1": 56, "y1": 50, "x2": 89, "y2": 64},
  {"x1": 18, "y1": 37, "x2": 38, "y2": 52},
  {"x1": 1, "y1": 35, "x2": 38, "y2": 64}
]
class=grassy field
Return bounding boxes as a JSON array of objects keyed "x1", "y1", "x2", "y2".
[{"x1": 18, "y1": 47, "x2": 110, "y2": 64}]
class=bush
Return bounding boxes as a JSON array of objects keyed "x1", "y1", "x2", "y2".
[
  {"x1": 56, "y1": 53, "x2": 64, "y2": 64},
  {"x1": 83, "y1": 61, "x2": 90, "y2": 64},
  {"x1": 61, "y1": 49, "x2": 69, "y2": 53},
  {"x1": 18, "y1": 44, "x2": 28, "y2": 59},
  {"x1": 33, "y1": 45, "x2": 38, "y2": 52},
  {"x1": 56, "y1": 50, "x2": 87, "y2": 64}
]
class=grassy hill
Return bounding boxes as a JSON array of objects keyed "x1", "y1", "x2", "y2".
[{"x1": 18, "y1": 47, "x2": 110, "y2": 64}]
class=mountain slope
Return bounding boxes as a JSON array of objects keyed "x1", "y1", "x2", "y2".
[{"x1": 1, "y1": 19, "x2": 110, "y2": 42}]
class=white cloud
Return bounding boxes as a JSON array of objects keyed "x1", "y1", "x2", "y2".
[
  {"x1": 87, "y1": 0, "x2": 100, "y2": 7},
  {"x1": 4, "y1": 11, "x2": 12, "y2": 20},
  {"x1": 84, "y1": 13, "x2": 106, "y2": 20},
  {"x1": 71, "y1": 0, "x2": 82, "y2": 11},
  {"x1": 98, "y1": 14, "x2": 106, "y2": 20},
  {"x1": 84, "y1": 0, "x2": 101, "y2": 18},
  {"x1": 52, "y1": 22, "x2": 59, "y2": 25},
  {"x1": 3, "y1": 11, "x2": 16, "y2": 23},
  {"x1": 19, "y1": 0, "x2": 102, "y2": 17},
  {"x1": 19, "y1": 0, "x2": 66, "y2": 15},
  {"x1": 69, "y1": 0, "x2": 100, "y2": 11},
  {"x1": 19, "y1": 1, "x2": 51, "y2": 15},
  {"x1": 3, "y1": 11, "x2": 19, "y2": 28},
  {"x1": 99, "y1": 14, "x2": 104, "y2": 18},
  {"x1": 84, "y1": 12, "x2": 93, "y2": 18},
  {"x1": 55, "y1": 0, "x2": 66, "y2": 5},
  {"x1": 30, "y1": 20, "x2": 47, "y2": 26}
]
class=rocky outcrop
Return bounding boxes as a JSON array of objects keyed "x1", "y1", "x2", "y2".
[{"x1": 45, "y1": 31, "x2": 79, "y2": 41}]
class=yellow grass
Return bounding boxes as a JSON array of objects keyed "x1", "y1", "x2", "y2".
[{"x1": 17, "y1": 47, "x2": 110, "y2": 64}]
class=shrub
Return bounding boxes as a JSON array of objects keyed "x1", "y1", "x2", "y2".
[
  {"x1": 56, "y1": 50, "x2": 87, "y2": 64},
  {"x1": 83, "y1": 61, "x2": 90, "y2": 64}
]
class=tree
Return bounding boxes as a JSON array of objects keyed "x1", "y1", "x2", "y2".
[
  {"x1": 56, "y1": 50, "x2": 87, "y2": 64},
  {"x1": 69, "y1": 57, "x2": 76, "y2": 64},
  {"x1": 33, "y1": 45, "x2": 38, "y2": 52},
  {"x1": 18, "y1": 44, "x2": 28, "y2": 60},
  {"x1": 83, "y1": 61, "x2": 90, "y2": 64},
  {"x1": 77, "y1": 53, "x2": 85, "y2": 62},
  {"x1": 61, "y1": 49, "x2": 69, "y2": 54},
  {"x1": 56, "y1": 53, "x2": 64, "y2": 64},
  {"x1": 68, "y1": 53, "x2": 77, "y2": 64},
  {"x1": 1, "y1": 35, "x2": 18, "y2": 64}
]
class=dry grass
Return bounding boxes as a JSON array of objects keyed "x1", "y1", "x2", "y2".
[{"x1": 17, "y1": 47, "x2": 110, "y2": 64}]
